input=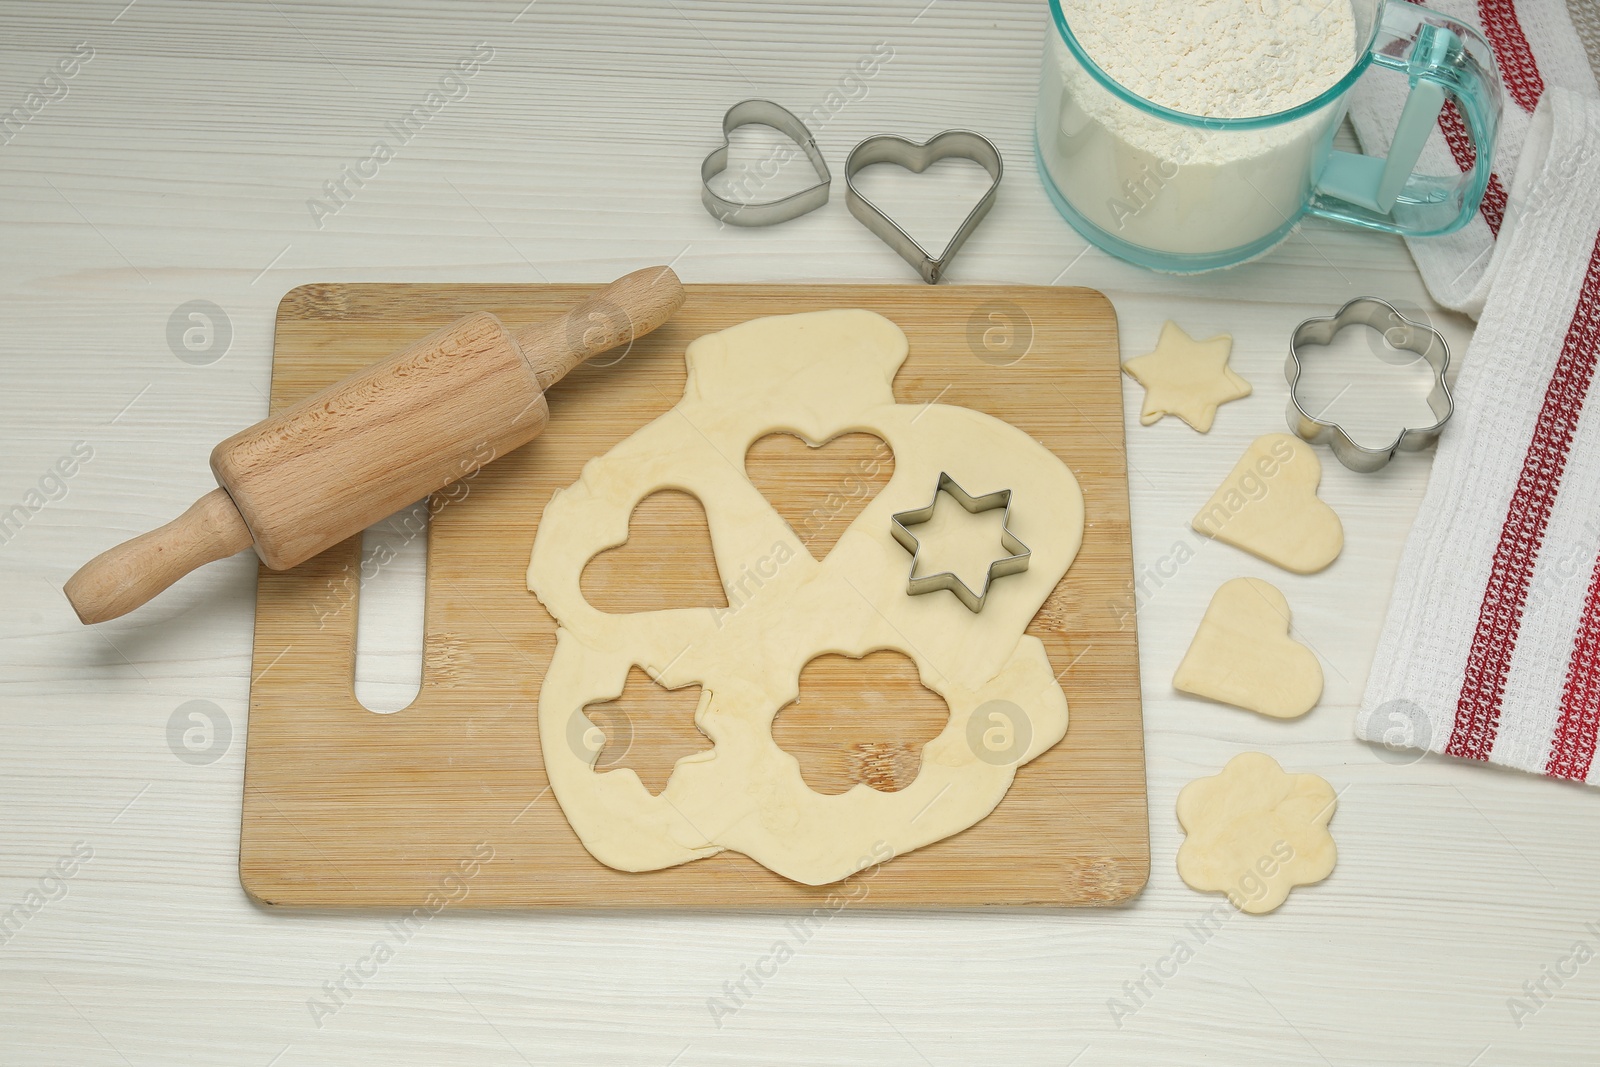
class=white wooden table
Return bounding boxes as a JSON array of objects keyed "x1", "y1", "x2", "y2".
[{"x1": 3, "y1": 1, "x2": 1596, "y2": 1064}]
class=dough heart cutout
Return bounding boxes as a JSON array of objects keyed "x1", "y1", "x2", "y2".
[
  {"x1": 745, "y1": 431, "x2": 894, "y2": 563},
  {"x1": 1192, "y1": 433, "x2": 1342, "y2": 574},
  {"x1": 1174, "y1": 578, "x2": 1322, "y2": 719}
]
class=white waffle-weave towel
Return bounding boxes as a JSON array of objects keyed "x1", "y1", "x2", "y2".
[{"x1": 1351, "y1": 0, "x2": 1600, "y2": 781}]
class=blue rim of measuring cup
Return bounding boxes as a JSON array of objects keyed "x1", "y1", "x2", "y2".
[{"x1": 1046, "y1": 0, "x2": 1382, "y2": 130}]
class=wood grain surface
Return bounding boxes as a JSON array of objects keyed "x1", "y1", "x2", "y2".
[{"x1": 239, "y1": 282, "x2": 1148, "y2": 907}]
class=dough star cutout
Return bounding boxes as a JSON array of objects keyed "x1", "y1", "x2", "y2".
[
  {"x1": 1176, "y1": 752, "x2": 1337, "y2": 914},
  {"x1": 1121, "y1": 321, "x2": 1251, "y2": 433}
]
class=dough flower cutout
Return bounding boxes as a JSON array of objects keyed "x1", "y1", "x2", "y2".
[{"x1": 1176, "y1": 752, "x2": 1336, "y2": 914}]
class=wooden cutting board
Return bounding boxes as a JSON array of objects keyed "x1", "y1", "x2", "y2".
[{"x1": 240, "y1": 283, "x2": 1148, "y2": 907}]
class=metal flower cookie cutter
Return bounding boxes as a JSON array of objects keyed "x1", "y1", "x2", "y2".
[
  {"x1": 1285, "y1": 297, "x2": 1453, "y2": 473},
  {"x1": 890, "y1": 472, "x2": 1030, "y2": 613},
  {"x1": 701, "y1": 99, "x2": 831, "y2": 227},
  {"x1": 845, "y1": 131, "x2": 1003, "y2": 284}
]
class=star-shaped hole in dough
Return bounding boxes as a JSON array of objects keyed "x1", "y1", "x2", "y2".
[
  {"x1": 1176, "y1": 751, "x2": 1336, "y2": 914},
  {"x1": 582, "y1": 667, "x2": 714, "y2": 796},
  {"x1": 1122, "y1": 321, "x2": 1251, "y2": 433}
]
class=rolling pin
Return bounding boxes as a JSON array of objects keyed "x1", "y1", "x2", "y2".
[{"x1": 66, "y1": 266, "x2": 685, "y2": 625}]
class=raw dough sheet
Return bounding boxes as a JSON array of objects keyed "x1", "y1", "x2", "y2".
[{"x1": 528, "y1": 310, "x2": 1086, "y2": 885}]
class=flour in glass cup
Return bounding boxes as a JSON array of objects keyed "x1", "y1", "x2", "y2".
[
  {"x1": 1037, "y1": 0, "x2": 1360, "y2": 260},
  {"x1": 1065, "y1": 0, "x2": 1356, "y2": 119}
]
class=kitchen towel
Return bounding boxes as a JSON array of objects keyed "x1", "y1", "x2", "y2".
[{"x1": 1350, "y1": 0, "x2": 1600, "y2": 781}]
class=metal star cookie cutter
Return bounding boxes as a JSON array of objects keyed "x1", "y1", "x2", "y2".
[
  {"x1": 890, "y1": 472, "x2": 1030, "y2": 613},
  {"x1": 1285, "y1": 297, "x2": 1453, "y2": 474},
  {"x1": 701, "y1": 100, "x2": 831, "y2": 227},
  {"x1": 845, "y1": 130, "x2": 1002, "y2": 284}
]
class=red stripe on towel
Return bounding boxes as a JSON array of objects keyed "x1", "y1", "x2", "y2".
[
  {"x1": 1448, "y1": 230, "x2": 1600, "y2": 761},
  {"x1": 1437, "y1": 102, "x2": 1508, "y2": 236},
  {"x1": 1418, "y1": 0, "x2": 1542, "y2": 237},
  {"x1": 1476, "y1": 0, "x2": 1545, "y2": 114},
  {"x1": 1546, "y1": 550, "x2": 1600, "y2": 781}
]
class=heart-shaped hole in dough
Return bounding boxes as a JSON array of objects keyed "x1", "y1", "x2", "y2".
[
  {"x1": 580, "y1": 490, "x2": 728, "y2": 611},
  {"x1": 771, "y1": 650, "x2": 948, "y2": 795},
  {"x1": 582, "y1": 666, "x2": 712, "y2": 796},
  {"x1": 745, "y1": 432, "x2": 894, "y2": 561}
]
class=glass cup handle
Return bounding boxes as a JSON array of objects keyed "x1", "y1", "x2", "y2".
[{"x1": 1309, "y1": 1, "x2": 1503, "y2": 237}]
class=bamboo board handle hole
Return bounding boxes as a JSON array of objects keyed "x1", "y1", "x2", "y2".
[{"x1": 353, "y1": 500, "x2": 431, "y2": 714}]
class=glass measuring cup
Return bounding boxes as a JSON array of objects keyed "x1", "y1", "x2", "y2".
[{"x1": 1035, "y1": 0, "x2": 1502, "y2": 272}]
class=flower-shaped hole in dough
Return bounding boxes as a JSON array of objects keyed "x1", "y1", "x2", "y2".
[
  {"x1": 771, "y1": 650, "x2": 948, "y2": 795},
  {"x1": 1176, "y1": 752, "x2": 1336, "y2": 914}
]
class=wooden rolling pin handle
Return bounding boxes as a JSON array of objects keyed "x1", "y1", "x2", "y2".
[
  {"x1": 64, "y1": 488, "x2": 254, "y2": 625},
  {"x1": 517, "y1": 266, "x2": 685, "y2": 390},
  {"x1": 65, "y1": 267, "x2": 687, "y2": 625}
]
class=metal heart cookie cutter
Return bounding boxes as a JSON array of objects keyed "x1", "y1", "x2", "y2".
[
  {"x1": 845, "y1": 131, "x2": 1003, "y2": 285},
  {"x1": 890, "y1": 472, "x2": 1030, "y2": 613},
  {"x1": 701, "y1": 100, "x2": 831, "y2": 227},
  {"x1": 1286, "y1": 297, "x2": 1454, "y2": 473}
]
